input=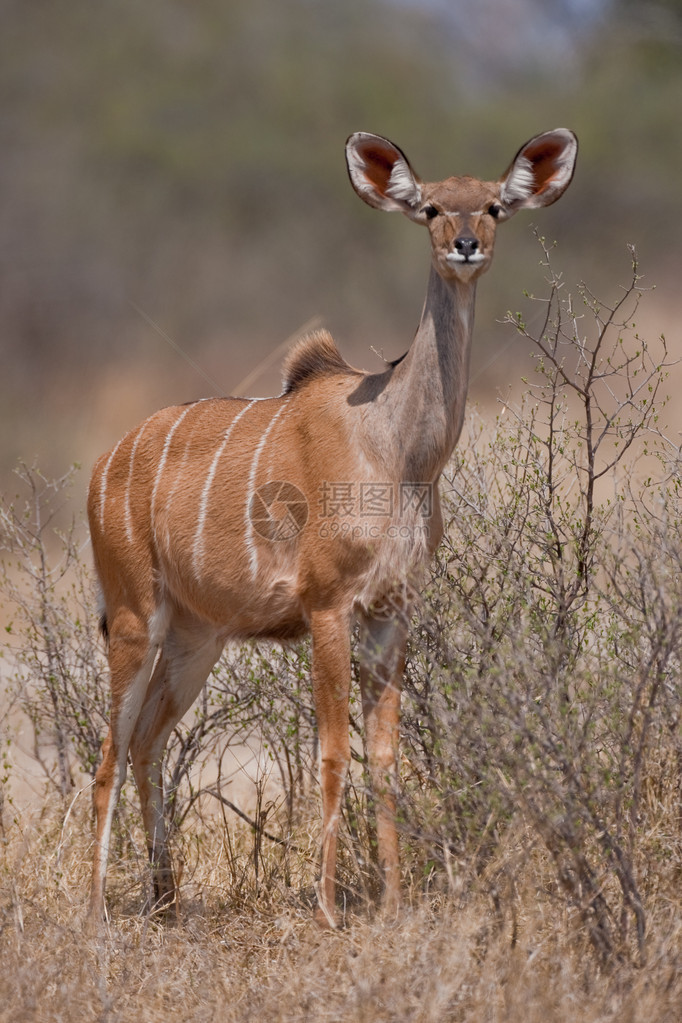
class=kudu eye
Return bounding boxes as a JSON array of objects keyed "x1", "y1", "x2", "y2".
[
  {"x1": 488, "y1": 203, "x2": 502, "y2": 219},
  {"x1": 421, "y1": 204, "x2": 439, "y2": 220}
]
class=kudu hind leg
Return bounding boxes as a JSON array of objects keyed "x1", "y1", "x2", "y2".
[
  {"x1": 128, "y1": 650, "x2": 176, "y2": 916},
  {"x1": 358, "y1": 598, "x2": 409, "y2": 918},
  {"x1": 88, "y1": 612, "x2": 158, "y2": 929},
  {"x1": 129, "y1": 627, "x2": 224, "y2": 918}
]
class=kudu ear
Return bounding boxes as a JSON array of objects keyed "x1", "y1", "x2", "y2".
[
  {"x1": 499, "y1": 129, "x2": 578, "y2": 211},
  {"x1": 346, "y1": 132, "x2": 422, "y2": 214}
]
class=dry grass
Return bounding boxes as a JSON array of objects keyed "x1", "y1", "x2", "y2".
[{"x1": 1, "y1": 797, "x2": 680, "y2": 1023}]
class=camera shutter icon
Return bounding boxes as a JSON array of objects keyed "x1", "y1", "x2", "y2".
[{"x1": 249, "y1": 481, "x2": 309, "y2": 541}]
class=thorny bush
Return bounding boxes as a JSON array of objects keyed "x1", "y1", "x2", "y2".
[{"x1": 403, "y1": 241, "x2": 681, "y2": 965}]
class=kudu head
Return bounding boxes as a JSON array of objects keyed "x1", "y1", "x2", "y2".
[{"x1": 346, "y1": 129, "x2": 578, "y2": 283}]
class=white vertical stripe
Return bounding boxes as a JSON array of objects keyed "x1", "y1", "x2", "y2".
[
  {"x1": 98, "y1": 437, "x2": 124, "y2": 530},
  {"x1": 149, "y1": 404, "x2": 194, "y2": 553},
  {"x1": 244, "y1": 401, "x2": 289, "y2": 578},
  {"x1": 161, "y1": 437, "x2": 191, "y2": 558},
  {"x1": 151, "y1": 406, "x2": 193, "y2": 520},
  {"x1": 124, "y1": 423, "x2": 149, "y2": 545},
  {"x1": 192, "y1": 399, "x2": 258, "y2": 582}
]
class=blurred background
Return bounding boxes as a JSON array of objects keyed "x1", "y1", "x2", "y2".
[{"x1": 1, "y1": 0, "x2": 681, "y2": 498}]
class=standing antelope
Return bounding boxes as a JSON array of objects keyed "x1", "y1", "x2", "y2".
[{"x1": 87, "y1": 129, "x2": 577, "y2": 929}]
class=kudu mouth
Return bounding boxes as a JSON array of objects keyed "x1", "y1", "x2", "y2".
[
  {"x1": 442, "y1": 246, "x2": 490, "y2": 279},
  {"x1": 445, "y1": 250, "x2": 487, "y2": 267}
]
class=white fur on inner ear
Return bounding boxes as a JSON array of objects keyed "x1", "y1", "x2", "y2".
[
  {"x1": 346, "y1": 133, "x2": 422, "y2": 212},
  {"x1": 500, "y1": 130, "x2": 578, "y2": 209},
  {"x1": 346, "y1": 145, "x2": 377, "y2": 205},
  {"x1": 500, "y1": 155, "x2": 536, "y2": 204},
  {"x1": 386, "y1": 160, "x2": 422, "y2": 208}
]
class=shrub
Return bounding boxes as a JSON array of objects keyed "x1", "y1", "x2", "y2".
[{"x1": 401, "y1": 241, "x2": 680, "y2": 964}]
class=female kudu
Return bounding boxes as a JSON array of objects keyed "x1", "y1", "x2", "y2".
[{"x1": 87, "y1": 129, "x2": 577, "y2": 928}]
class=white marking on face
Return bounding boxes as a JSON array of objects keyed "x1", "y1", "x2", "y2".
[
  {"x1": 243, "y1": 401, "x2": 289, "y2": 578},
  {"x1": 446, "y1": 251, "x2": 486, "y2": 266},
  {"x1": 192, "y1": 399, "x2": 258, "y2": 582}
]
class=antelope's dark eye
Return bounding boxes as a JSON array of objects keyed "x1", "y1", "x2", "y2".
[
  {"x1": 421, "y1": 204, "x2": 439, "y2": 220},
  {"x1": 488, "y1": 203, "x2": 502, "y2": 219}
]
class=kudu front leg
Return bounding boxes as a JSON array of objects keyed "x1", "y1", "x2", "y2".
[
  {"x1": 310, "y1": 608, "x2": 351, "y2": 929},
  {"x1": 357, "y1": 598, "x2": 409, "y2": 919}
]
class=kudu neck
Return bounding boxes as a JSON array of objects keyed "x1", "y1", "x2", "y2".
[{"x1": 385, "y1": 265, "x2": 477, "y2": 482}]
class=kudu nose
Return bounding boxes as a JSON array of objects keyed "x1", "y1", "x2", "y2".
[{"x1": 454, "y1": 236, "x2": 479, "y2": 259}]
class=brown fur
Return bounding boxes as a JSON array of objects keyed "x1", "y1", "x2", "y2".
[{"x1": 281, "y1": 329, "x2": 359, "y2": 393}]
